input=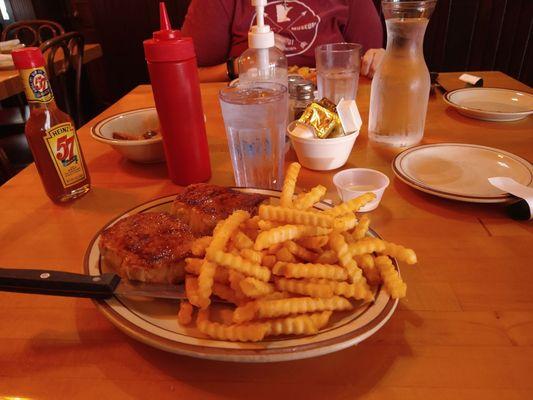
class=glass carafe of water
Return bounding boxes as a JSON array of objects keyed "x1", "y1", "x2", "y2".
[{"x1": 369, "y1": 0, "x2": 436, "y2": 147}]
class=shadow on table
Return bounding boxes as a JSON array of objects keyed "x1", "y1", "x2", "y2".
[
  {"x1": 87, "y1": 150, "x2": 168, "y2": 181},
  {"x1": 67, "y1": 305, "x2": 417, "y2": 400},
  {"x1": 391, "y1": 176, "x2": 509, "y2": 222}
]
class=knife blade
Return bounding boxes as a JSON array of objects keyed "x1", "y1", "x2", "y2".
[{"x1": 0, "y1": 268, "x2": 187, "y2": 300}]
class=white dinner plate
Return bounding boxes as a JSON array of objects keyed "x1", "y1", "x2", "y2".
[
  {"x1": 443, "y1": 88, "x2": 533, "y2": 121},
  {"x1": 84, "y1": 189, "x2": 399, "y2": 362},
  {"x1": 392, "y1": 143, "x2": 533, "y2": 203}
]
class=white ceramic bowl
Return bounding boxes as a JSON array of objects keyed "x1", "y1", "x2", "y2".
[
  {"x1": 91, "y1": 108, "x2": 165, "y2": 163},
  {"x1": 287, "y1": 121, "x2": 358, "y2": 171},
  {"x1": 333, "y1": 168, "x2": 390, "y2": 212}
]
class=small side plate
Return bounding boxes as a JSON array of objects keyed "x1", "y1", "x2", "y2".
[
  {"x1": 392, "y1": 143, "x2": 533, "y2": 203},
  {"x1": 443, "y1": 88, "x2": 533, "y2": 121}
]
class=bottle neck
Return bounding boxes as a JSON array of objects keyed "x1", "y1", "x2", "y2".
[
  {"x1": 385, "y1": 18, "x2": 428, "y2": 58},
  {"x1": 19, "y1": 66, "x2": 56, "y2": 107}
]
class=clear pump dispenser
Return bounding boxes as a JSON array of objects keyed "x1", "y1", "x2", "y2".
[{"x1": 238, "y1": 0, "x2": 288, "y2": 88}]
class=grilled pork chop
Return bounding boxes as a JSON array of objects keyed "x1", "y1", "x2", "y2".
[
  {"x1": 171, "y1": 184, "x2": 267, "y2": 236},
  {"x1": 99, "y1": 212, "x2": 194, "y2": 283}
]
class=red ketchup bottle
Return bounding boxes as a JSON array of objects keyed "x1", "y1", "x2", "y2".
[{"x1": 143, "y1": 2, "x2": 211, "y2": 185}]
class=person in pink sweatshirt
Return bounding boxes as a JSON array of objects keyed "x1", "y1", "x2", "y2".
[{"x1": 182, "y1": 0, "x2": 385, "y2": 82}]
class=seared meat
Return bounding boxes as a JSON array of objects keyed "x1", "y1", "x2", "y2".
[
  {"x1": 171, "y1": 184, "x2": 267, "y2": 236},
  {"x1": 99, "y1": 212, "x2": 194, "y2": 283}
]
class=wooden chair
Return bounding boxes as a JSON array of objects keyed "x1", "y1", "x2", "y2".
[
  {"x1": 40, "y1": 31, "x2": 85, "y2": 128},
  {"x1": 1, "y1": 20, "x2": 65, "y2": 46}
]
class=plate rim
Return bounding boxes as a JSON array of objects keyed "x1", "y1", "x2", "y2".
[
  {"x1": 392, "y1": 142, "x2": 533, "y2": 203},
  {"x1": 443, "y1": 87, "x2": 533, "y2": 115},
  {"x1": 83, "y1": 188, "x2": 399, "y2": 362}
]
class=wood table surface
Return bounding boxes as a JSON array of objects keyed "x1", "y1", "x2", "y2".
[
  {"x1": 0, "y1": 43, "x2": 103, "y2": 101},
  {"x1": 0, "y1": 72, "x2": 532, "y2": 400}
]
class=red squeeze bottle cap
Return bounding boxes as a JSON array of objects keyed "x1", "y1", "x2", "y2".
[
  {"x1": 143, "y1": 2, "x2": 195, "y2": 63},
  {"x1": 12, "y1": 47, "x2": 46, "y2": 69}
]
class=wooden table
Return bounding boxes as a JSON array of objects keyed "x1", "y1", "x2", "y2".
[
  {"x1": 0, "y1": 72, "x2": 532, "y2": 399},
  {"x1": 0, "y1": 43, "x2": 103, "y2": 101}
]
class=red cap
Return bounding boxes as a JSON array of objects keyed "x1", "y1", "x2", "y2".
[
  {"x1": 12, "y1": 47, "x2": 46, "y2": 69},
  {"x1": 143, "y1": 2, "x2": 196, "y2": 62}
]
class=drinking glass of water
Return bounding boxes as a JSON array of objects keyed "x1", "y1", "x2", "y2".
[
  {"x1": 315, "y1": 43, "x2": 362, "y2": 104},
  {"x1": 219, "y1": 82, "x2": 288, "y2": 190}
]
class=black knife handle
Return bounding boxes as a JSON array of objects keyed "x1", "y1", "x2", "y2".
[{"x1": 0, "y1": 268, "x2": 121, "y2": 299}]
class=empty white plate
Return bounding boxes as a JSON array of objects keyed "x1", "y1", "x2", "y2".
[
  {"x1": 444, "y1": 88, "x2": 533, "y2": 121},
  {"x1": 392, "y1": 143, "x2": 533, "y2": 203}
]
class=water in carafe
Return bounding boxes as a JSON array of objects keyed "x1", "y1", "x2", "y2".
[{"x1": 369, "y1": 1, "x2": 436, "y2": 148}]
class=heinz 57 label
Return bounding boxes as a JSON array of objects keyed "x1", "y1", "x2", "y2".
[{"x1": 44, "y1": 122, "x2": 87, "y2": 187}]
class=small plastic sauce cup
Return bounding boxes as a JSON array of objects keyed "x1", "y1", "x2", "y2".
[{"x1": 333, "y1": 168, "x2": 390, "y2": 212}]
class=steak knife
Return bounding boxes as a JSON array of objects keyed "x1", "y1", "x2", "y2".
[{"x1": 0, "y1": 268, "x2": 188, "y2": 300}]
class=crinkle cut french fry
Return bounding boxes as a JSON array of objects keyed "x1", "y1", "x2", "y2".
[
  {"x1": 280, "y1": 162, "x2": 301, "y2": 207},
  {"x1": 231, "y1": 230, "x2": 254, "y2": 250},
  {"x1": 228, "y1": 269, "x2": 246, "y2": 296},
  {"x1": 333, "y1": 213, "x2": 358, "y2": 231},
  {"x1": 329, "y1": 232, "x2": 363, "y2": 283},
  {"x1": 375, "y1": 255, "x2": 407, "y2": 299},
  {"x1": 191, "y1": 236, "x2": 212, "y2": 257},
  {"x1": 353, "y1": 214, "x2": 370, "y2": 240},
  {"x1": 315, "y1": 250, "x2": 338, "y2": 264},
  {"x1": 296, "y1": 235, "x2": 329, "y2": 250},
  {"x1": 354, "y1": 254, "x2": 381, "y2": 285},
  {"x1": 208, "y1": 250, "x2": 271, "y2": 282},
  {"x1": 349, "y1": 238, "x2": 417, "y2": 264},
  {"x1": 341, "y1": 231, "x2": 356, "y2": 244},
  {"x1": 197, "y1": 309, "x2": 269, "y2": 342},
  {"x1": 292, "y1": 185, "x2": 327, "y2": 210},
  {"x1": 185, "y1": 258, "x2": 230, "y2": 284},
  {"x1": 239, "y1": 277, "x2": 275, "y2": 298},
  {"x1": 275, "y1": 246, "x2": 298, "y2": 263},
  {"x1": 240, "y1": 248, "x2": 262, "y2": 264},
  {"x1": 284, "y1": 240, "x2": 318, "y2": 262},
  {"x1": 266, "y1": 243, "x2": 283, "y2": 254},
  {"x1": 314, "y1": 279, "x2": 374, "y2": 302},
  {"x1": 258, "y1": 220, "x2": 283, "y2": 231},
  {"x1": 254, "y1": 224, "x2": 331, "y2": 251},
  {"x1": 261, "y1": 291, "x2": 291, "y2": 300},
  {"x1": 197, "y1": 261, "x2": 217, "y2": 309},
  {"x1": 233, "y1": 301, "x2": 259, "y2": 323},
  {"x1": 324, "y1": 193, "x2": 376, "y2": 217},
  {"x1": 177, "y1": 301, "x2": 193, "y2": 326},
  {"x1": 243, "y1": 215, "x2": 260, "y2": 230},
  {"x1": 185, "y1": 275, "x2": 201, "y2": 307},
  {"x1": 273, "y1": 261, "x2": 348, "y2": 281},
  {"x1": 212, "y1": 282, "x2": 245, "y2": 305},
  {"x1": 266, "y1": 313, "x2": 318, "y2": 336},
  {"x1": 206, "y1": 210, "x2": 250, "y2": 257},
  {"x1": 259, "y1": 204, "x2": 334, "y2": 228},
  {"x1": 309, "y1": 310, "x2": 333, "y2": 330},
  {"x1": 275, "y1": 277, "x2": 333, "y2": 298},
  {"x1": 261, "y1": 254, "x2": 277, "y2": 268},
  {"x1": 254, "y1": 296, "x2": 352, "y2": 320}
]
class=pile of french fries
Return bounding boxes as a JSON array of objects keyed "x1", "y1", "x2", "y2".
[
  {"x1": 288, "y1": 65, "x2": 317, "y2": 84},
  {"x1": 178, "y1": 162, "x2": 416, "y2": 342}
]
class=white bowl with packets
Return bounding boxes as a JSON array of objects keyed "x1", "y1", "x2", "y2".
[{"x1": 287, "y1": 98, "x2": 361, "y2": 171}]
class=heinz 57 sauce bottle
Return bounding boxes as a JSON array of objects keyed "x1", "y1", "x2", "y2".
[{"x1": 12, "y1": 47, "x2": 90, "y2": 202}]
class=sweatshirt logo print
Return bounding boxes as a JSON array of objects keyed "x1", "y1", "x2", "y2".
[{"x1": 251, "y1": 0, "x2": 321, "y2": 57}]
